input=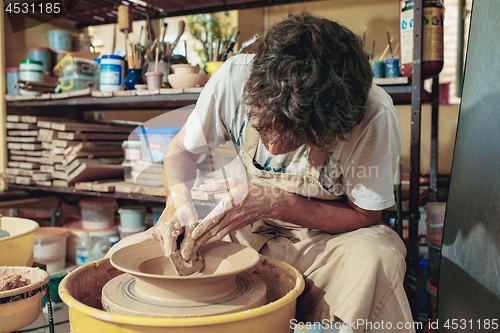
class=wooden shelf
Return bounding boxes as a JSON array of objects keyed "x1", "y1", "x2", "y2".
[
  {"x1": 5, "y1": 85, "x2": 431, "y2": 109},
  {"x1": 6, "y1": 183, "x2": 218, "y2": 208},
  {"x1": 6, "y1": 92, "x2": 201, "y2": 110}
]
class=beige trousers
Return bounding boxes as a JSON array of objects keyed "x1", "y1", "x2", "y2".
[{"x1": 230, "y1": 222, "x2": 415, "y2": 333}]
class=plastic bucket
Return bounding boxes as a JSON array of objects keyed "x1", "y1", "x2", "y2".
[
  {"x1": 79, "y1": 197, "x2": 117, "y2": 230},
  {"x1": 47, "y1": 30, "x2": 73, "y2": 51},
  {"x1": 118, "y1": 205, "x2": 146, "y2": 228},
  {"x1": 6, "y1": 67, "x2": 20, "y2": 94},
  {"x1": 33, "y1": 227, "x2": 68, "y2": 274},
  {"x1": 0, "y1": 217, "x2": 39, "y2": 266},
  {"x1": 59, "y1": 256, "x2": 305, "y2": 332},
  {"x1": 424, "y1": 202, "x2": 446, "y2": 225},
  {"x1": 425, "y1": 202, "x2": 445, "y2": 243},
  {"x1": 27, "y1": 46, "x2": 52, "y2": 72},
  {"x1": 63, "y1": 220, "x2": 119, "y2": 264}
]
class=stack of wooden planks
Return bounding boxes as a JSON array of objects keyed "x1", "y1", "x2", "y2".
[{"x1": 3, "y1": 115, "x2": 136, "y2": 187}]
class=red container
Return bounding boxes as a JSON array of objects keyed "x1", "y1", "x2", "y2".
[{"x1": 399, "y1": 0, "x2": 445, "y2": 79}]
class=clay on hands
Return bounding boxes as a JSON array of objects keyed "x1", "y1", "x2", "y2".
[
  {"x1": 180, "y1": 178, "x2": 286, "y2": 261},
  {"x1": 153, "y1": 192, "x2": 198, "y2": 257}
]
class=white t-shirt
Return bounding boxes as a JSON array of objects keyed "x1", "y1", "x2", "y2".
[{"x1": 184, "y1": 54, "x2": 401, "y2": 211}]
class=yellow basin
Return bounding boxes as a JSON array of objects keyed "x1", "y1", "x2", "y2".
[
  {"x1": 59, "y1": 256, "x2": 305, "y2": 333},
  {"x1": 0, "y1": 217, "x2": 39, "y2": 267}
]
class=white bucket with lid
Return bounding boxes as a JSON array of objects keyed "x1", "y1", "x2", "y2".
[
  {"x1": 79, "y1": 197, "x2": 118, "y2": 229},
  {"x1": 63, "y1": 220, "x2": 119, "y2": 264},
  {"x1": 19, "y1": 59, "x2": 44, "y2": 95}
]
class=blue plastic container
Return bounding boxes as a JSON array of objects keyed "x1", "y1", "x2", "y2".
[
  {"x1": 152, "y1": 206, "x2": 165, "y2": 225},
  {"x1": 28, "y1": 46, "x2": 52, "y2": 72},
  {"x1": 135, "y1": 127, "x2": 182, "y2": 162},
  {"x1": 125, "y1": 69, "x2": 144, "y2": 90},
  {"x1": 47, "y1": 30, "x2": 73, "y2": 51},
  {"x1": 384, "y1": 58, "x2": 401, "y2": 78},
  {"x1": 370, "y1": 60, "x2": 384, "y2": 78},
  {"x1": 6, "y1": 67, "x2": 20, "y2": 94}
]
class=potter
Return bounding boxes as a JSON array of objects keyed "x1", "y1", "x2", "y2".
[{"x1": 111, "y1": 12, "x2": 414, "y2": 333}]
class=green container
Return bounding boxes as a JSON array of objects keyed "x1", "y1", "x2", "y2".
[
  {"x1": 42, "y1": 272, "x2": 68, "y2": 305},
  {"x1": 118, "y1": 206, "x2": 146, "y2": 228}
]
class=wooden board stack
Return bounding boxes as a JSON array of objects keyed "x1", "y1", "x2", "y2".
[{"x1": 3, "y1": 115, "x2": 136, "y2": 187}]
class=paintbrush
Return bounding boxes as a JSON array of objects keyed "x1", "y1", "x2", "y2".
[
  {"x1": 361, "y1": 27, "x2": 368, "y2": 50},
  {"x1": 387, "y1": 31, "x2": 394, "y2": 59}
]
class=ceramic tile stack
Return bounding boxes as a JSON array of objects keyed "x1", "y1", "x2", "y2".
[
  {"x1": 4, "y1": 115, "x2": 47, "y2": 186},
  {"x1": 2, "y1": 116, "x2": 136, "y2": 188},
  {"x1": 40, "y1": 120, "x2": 135, "y2": 187}
]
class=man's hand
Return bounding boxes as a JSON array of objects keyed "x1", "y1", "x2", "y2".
[
  {"x1": 152, "y1": 191, "x2": 198, "y2": 257},
  {"x1": 181, "y1": 178, "x2": 287, "y2": 260}
]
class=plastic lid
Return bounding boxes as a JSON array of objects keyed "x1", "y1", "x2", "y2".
[
  {"x1": 101, "y1": 55, "x2": 124, "y2": 60},
  {"x1": 6, "y1": 67, "x2": 19, "y2": 72},
  {"x1": 118, "y1": 205, "x2": 146, "y2": 213},
  {"x1": 27, "y1": 46, "x2": 51, "y2": 52},
  {"x1": 79, "y1": 197, "x2": 116, "y2": 205},
  {"x1": 122, "y1": 140, "x2": 141, "y2": 148},
  {"x1": 69, "y1": 57, "x2": 97, "y2": 65},
  {"x1": 384, "y1": 58, "x2": 399, "y2": 64},
  {"x1": 35, "y1": 227, "x2": 68, "y2": 238},
  {"x1": 135, "y1": 127, "x2": 182, "y2": 135},
  {"x1": 62, "y1": 220, "x2": 119, "y2": 232},
  {"x1": 20, "y1": 59, "x2": 43, "y2": 66},
  {"x1": 47, "y1": 30, "x2": 72, "y2": 36}
]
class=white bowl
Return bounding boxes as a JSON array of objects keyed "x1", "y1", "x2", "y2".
[
  {"x1": 168, "y1": 73, "x2": 208, "y2": 89},
  {"x1": 171, "y1": 64, "x2": 200, "y2": 74}
]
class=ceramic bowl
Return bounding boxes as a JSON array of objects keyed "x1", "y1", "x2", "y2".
[
  {"x1": 134, "y1": 84, "x2": 147, "y2": 90},
  {"x1": 171, "y1": 64, "x2": 200, "y2": 74},
  {"x1": 168, "y1": 73, "x2": 208, "y2": 89}
]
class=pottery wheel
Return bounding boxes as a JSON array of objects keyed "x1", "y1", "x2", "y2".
[
  {"x1": 101, "y1": 270, "x2": 267, "y2": 317},
  {"x1": 104, "y1": 240, "x2": 266, "y2": 317}
]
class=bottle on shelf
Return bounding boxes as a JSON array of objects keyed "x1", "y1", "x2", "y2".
[{"x1": 76, "y1": 232, "x2": 94, "y2": 266}]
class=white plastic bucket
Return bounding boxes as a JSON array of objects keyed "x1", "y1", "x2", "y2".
[
  {"x1": 100, "y1": 55, "x2": 125, "y2": 91},
  {"x1": 79, "y1": 197, "x2": 117, "y2": 230},
  {"x1": 33, "y1": 227, "x2": 68, "y2": 273},
  {"x1": 63, "y1": 220, "x2": 119, "y2": 264},
  {"x1": 19, "y1": 59, "x2": 44, "y2": 95}
]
